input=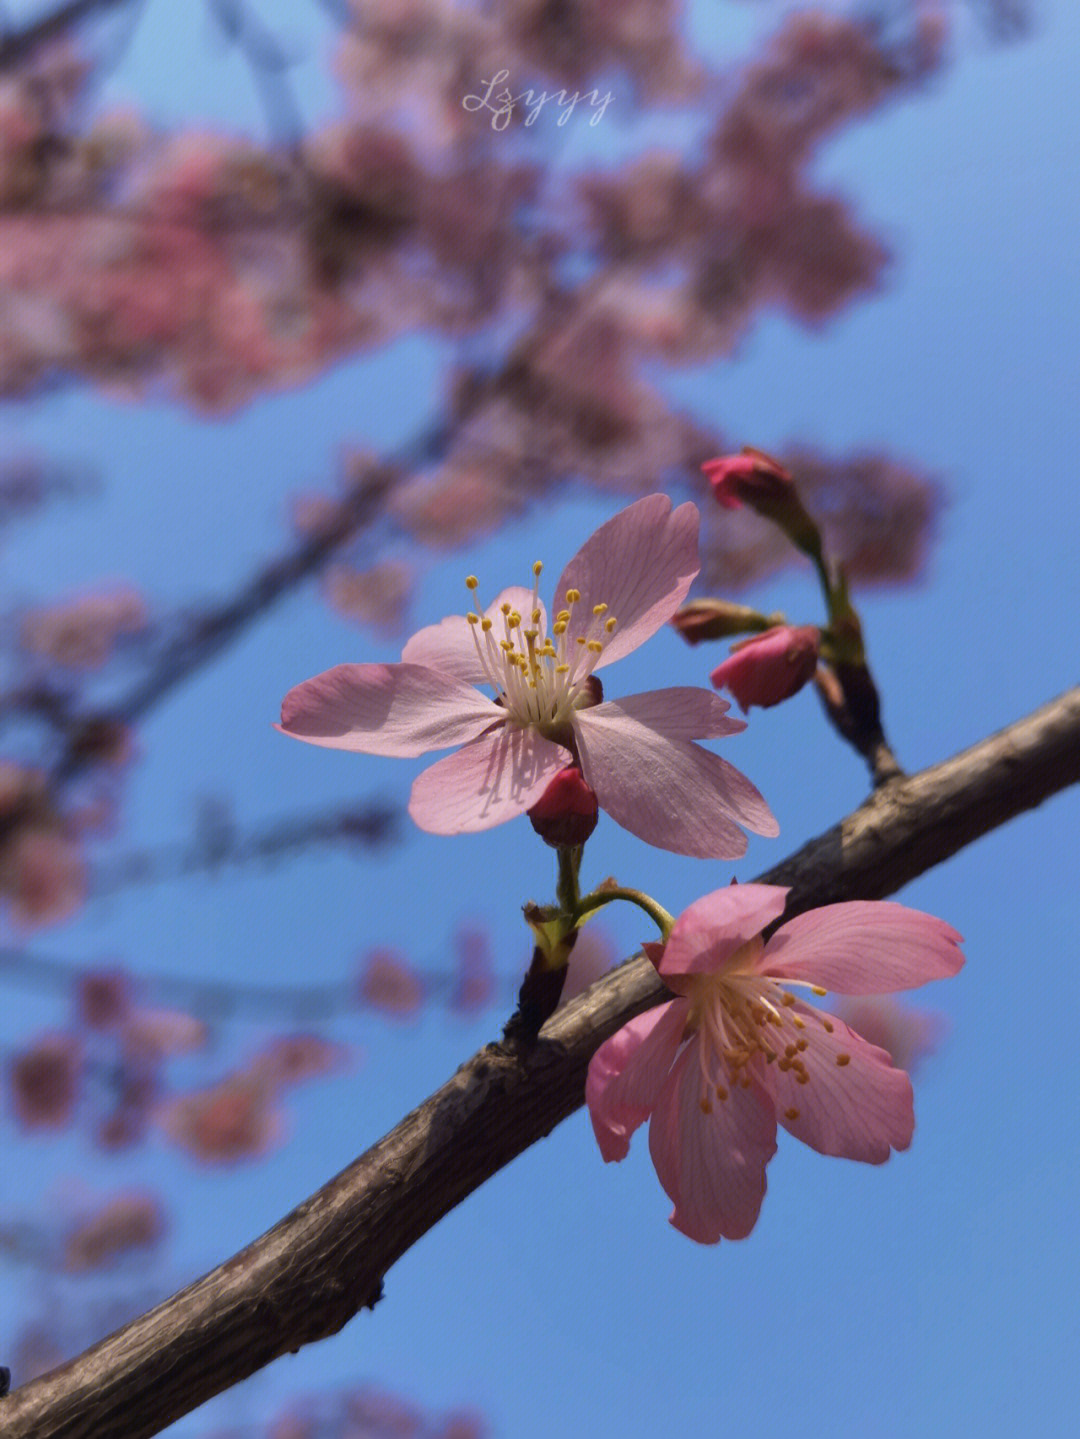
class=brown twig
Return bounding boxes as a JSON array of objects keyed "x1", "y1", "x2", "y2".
[{"x1": 3, "y1": 685, "x2": 1078, "y2": 1438}]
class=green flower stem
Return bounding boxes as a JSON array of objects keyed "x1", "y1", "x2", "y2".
[
  {"x1": 576, "y1": 886, "x2": 675, "y2": 938},
  {"x1": 555, "y1": 844, "x2": 582, "y2": 913}
]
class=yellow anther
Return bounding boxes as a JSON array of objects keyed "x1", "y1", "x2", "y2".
[
  {"x1": 481, "y1": 618, "x2": 492, "y2": 632},
  {"x1": 605, "y1": 617, "x2": 617, "y2": 632},
  {"x1": 500, "y1": 639, "x2": 514, "y2": 652},
  {"x1": 576, "y1": 636, "x2": 587, "y2": 646},
  {"x1": 501, "y1": 602, "x2": 511, "y2": 615},
  {"x1": 796, "y1": 1071, "x2": 810, "y2": 1085},
  {"x1": 508, "y1": 611, "x2": 521, "y2": 626},
  {"x1": 792, "y1": 1016, "x2": 805, "y2": 1030},
  {"x1": 822, "y1": 1020, "x2": 834, "y2": 1033},
  {"x1": 466, "y1": 576, "x2": 479, "y2": 590},
  {"x1": 796, "y1": 1039, "x2": 808, "y2": 1052},
  {"x1": 781, "y1": 992, "x2": 796, "y2": 1007},
  {"x1": 556, "y1": 609, "x2": 571, "y2": 622},
  {"x1": 592, "y1": 603, "x2": 608, "y2": 616},
  {"x1": 532, "y1": 560, "x2": 543, "y2": 576},
  {"x1": 836, "y1": 1053, "x2": 851, "y2": 1067},
  {"x1": 586, "y1": 639, "x2": 603, "y2": 653},
  {"x1": 785, "y1": 1044, "x2": 797, "y2": 1058},
  {"x1": 553, "y1": 622, "x2": 567, "y2": 636},
  {"x1": 811, "y1": 985, "x2": 827, "y2": 996},
  {"x1": 556, "y1": 664, "x2": 570, "y2": 674},
  {"x1": 467, "y1": 613, "x2": 479, "y2": 625},
  {"x1": 778, "y1": 1057, "x2": 791, "y2": 1072},
  {"x1": 566, "y1": 588, "x2": 581, "y2": 603},
  {"x1": 532, "y1": 608, "x2": 542, "y2": 623},
  {"x1": 784, "y1": 1107, "x2": 800, "y2": 1122}
]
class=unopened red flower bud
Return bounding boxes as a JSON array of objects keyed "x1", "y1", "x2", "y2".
[
  {"x1": 670, "y1": 599, "x2": 783, "y2": 645},
  {"x1": 528, "y1": 766, "x2": 599, "y2": 849},
  {"x1": 702, "y1": 448, "x2": 793, "y2": 511},
  {"x1": 702, "y1": 447, "x2": 823, "y2": 560},
  {"x1": 710, "y1": 625, "x2": 820, "y2": 712}
]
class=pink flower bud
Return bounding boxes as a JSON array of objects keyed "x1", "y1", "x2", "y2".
[
  {"x1": 710, "y1": 624, "x2": 820, "y2": 711},
  {"x1": 702, "y1": 448, "x2": 792, "y2": 511},
  {"x1": 670, "y1": 599, "x2": 781, "y2": 645},
  {"x1": 527, "y1": 766, "x2": 599, "y2": 848},
  {"x1": 703, "y1": 448, "x2": 823, "y2": 559}
]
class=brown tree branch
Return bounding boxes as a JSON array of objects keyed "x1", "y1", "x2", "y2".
[{"x1": 4, "y1": 685, "x2": 1079, "y2": 1438}]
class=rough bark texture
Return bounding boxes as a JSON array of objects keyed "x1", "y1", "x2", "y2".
[{"x1": 4, "y1": 686, "x2": 1079, "y2": 1439}]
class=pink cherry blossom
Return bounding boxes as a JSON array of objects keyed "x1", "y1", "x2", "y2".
[
  {"x1": 279, "y1": 495, "x2": 777, "y2": 857},
  {"x1": 587, "y1": 884, "x2": 963, "y2": 1243},
  {"x1": 710, "y1": 624, "x2": 820, "y2": 711}
]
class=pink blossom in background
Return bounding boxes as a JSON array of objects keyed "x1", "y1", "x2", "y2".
[
  {"x1": 62, "y1": 1190, "x2": 166, "y2": 1273},
  {"x1": 450, "y1": 926, "x2": 497, "y2": 1016},
  {"x1": 19, "y1": 584, "x2": 148, "y2": 668},
  {"x1": 357, "y1": 948, "x2": 425, "y2": 1019},
  {"x1": 832, "y1": 995, "x2": 946, "y2": 1075},
  {"x1": 75, "y1": 968, "x2": 132, "y2": 1030},
  {"x1": 251, "y1": 1033, "x2": 352, "y2": 1089},
  {"x1": 710, "y1": 624, "x2": 820, "y2": 711},
  {"x1": 7, "y1": 1033, "x2": 82, "y2": 1130},
  {"x1": 558, "y1": 926, "x2": 618, "y2": 1008},
  {"x1": 1, "y1": 823, "x2": 86, "y2": 928},
  {"x1": 158, "y1": 1074, "x2": 285, "y2": 1165},
  {"x1": 279, "y1": 495, "x2": 777, "y2": 858},
  {"x1": 587, "y1": 885, "x2": 963, "y2": 1243},
  {"x1": 322, "y1": 559, "x2": 413, "y2": 636},
  {"x1": 121, "y1": 1006, "x2": 208, "y2": 1062}
]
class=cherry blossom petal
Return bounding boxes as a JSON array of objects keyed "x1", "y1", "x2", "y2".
[
  {"x1": 761, "y1": 902, "x2": 964, "y2": 994},
  {"x1": 278, "y1": 663, "x2": 498, "y2": 756},
  {"x1": 402, "y1": 588, "x2": 542, "y2": 683},
  {"x1": 586, "y1": 999, "x2": 690, "y2": 1162},
  {"x1": 649, "y1": 1041, "x2": 777, "y2": 1243},
  {"x1": 659, "y1": 884, "x2": 790, "y2": 980},
  {"x1": 757, "y1": 1000, "x2": 914, "y2": 1162},
  {"x1": 574, "y1": 709, "x2": 777, "y2": 857},
  {"x1": 408, "y1": 725, "x2": 571, "y2": 833},
  {"x1": 554, "y1": 495, "x2": 699, "y2": 667},
  {"x1": 585, "y1": 688, "x2": 746, "y2": 741}
]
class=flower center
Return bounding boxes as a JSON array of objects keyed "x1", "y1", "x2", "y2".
[
  {"x1": 686, "y1": 937, "x2": 840, "y2": 1116},
  {"x1": 463, "y1": 562, "x2": 617, "y2": 731}
]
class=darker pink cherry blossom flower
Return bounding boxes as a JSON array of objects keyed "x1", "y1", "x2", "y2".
[
  {"x1": 279, "y1": 495, "x2": 777, "y2": 857},
  {"x1": 587, "y1": 884, "x2": 963, "y2": 1243},
  {"x1": 710, "y1": 624, "x2": 820, "y2": 711}
]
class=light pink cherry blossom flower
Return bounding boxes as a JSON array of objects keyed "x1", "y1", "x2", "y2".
[
  {"x1": 278, "y1": 494, "x2": 777, "y2": 857},
  {"x1": 587, "y1": 884, "x2": 963, "y2": 1243}
]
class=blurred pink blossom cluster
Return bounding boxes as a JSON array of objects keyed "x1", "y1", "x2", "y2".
[
  {"x1": 158, "y1": 1033, "x2": 351, "y2": 1165},
  {"x1": 19, "y1": 584, "x2": 148, "y2": 669},
  {"x1": 61, "y1": 1189, "x2": 166, "y2": 1274},
  {"x1": 0, "y1": 759, "x2": 85, "y2": 926},
  {"x1": 6, "y1": 965, "x2": 208, "y2": 1146},
  {"x1": 263, "y1": 1381, "x2": 487, "y2": 1439}
]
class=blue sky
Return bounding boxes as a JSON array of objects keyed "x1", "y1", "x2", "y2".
[{"x1": 1, "y1": 3, "x2": 1078, "y2": 1437}]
